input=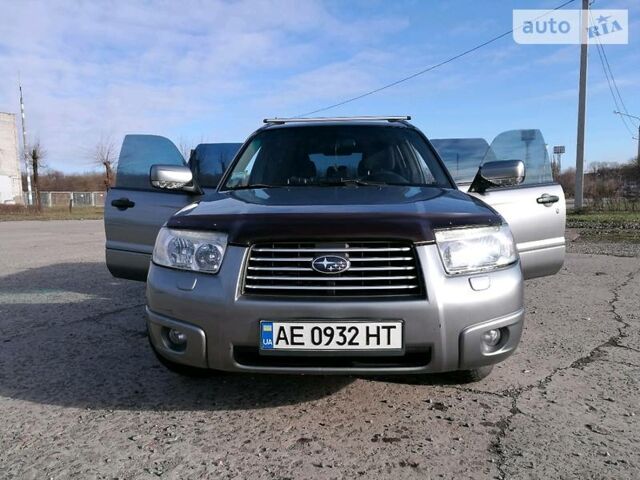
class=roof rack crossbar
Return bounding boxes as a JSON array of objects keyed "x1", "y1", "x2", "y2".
[{"x1": 263, "y1": 116, "x2": 411, "y2": 124}]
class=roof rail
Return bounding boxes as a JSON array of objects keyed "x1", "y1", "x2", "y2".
[{"x1": 263, "y1": 115, "x2": 411, "y2": 124}]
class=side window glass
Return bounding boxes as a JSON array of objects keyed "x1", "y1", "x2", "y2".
[
  {"x1": 431, "y1": 138, "x2": 494, "y2": 184},
  {"x1": 487, "y1": 129, "x2": 552, "y2": 185},
  {"x1": 116, "y1": 135, "x2": 185, "y2": 189},
  {"x1": 190, "y1": 143, "x2": 243, "y2": 189}
]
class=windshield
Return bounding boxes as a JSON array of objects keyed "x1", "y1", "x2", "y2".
[{"x1": 221, "y1": 125, "x2": 452, "y2": 190}]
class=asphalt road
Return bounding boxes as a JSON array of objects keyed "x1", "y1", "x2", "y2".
[{"x1": 0, "y1": 220, "x2": 639, "y2": 479}]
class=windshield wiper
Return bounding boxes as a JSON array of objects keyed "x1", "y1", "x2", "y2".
[
  {"x1": 316, "y1": 178, "x2": 388, "y2": 187},
  {"x1": 226, "y1": 179, "x2": 392, "y2": 190},
  {"x1": 225, "y1": 183, "x2": 284, "y2": 190}
]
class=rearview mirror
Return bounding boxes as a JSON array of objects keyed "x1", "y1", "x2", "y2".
[
  {"x1": 150, "y1": 165, "x2": 199, "y2": 193},
  {"x1": 469, "y1": 160, "x2": 525, "y2": 194},
  {"x1": 322, "y1": 138, "x2": 357, "y2": 156}
]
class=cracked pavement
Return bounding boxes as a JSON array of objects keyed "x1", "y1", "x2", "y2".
[{"x1": 0, "y1": 220, "x2": 638, "y2": 479}]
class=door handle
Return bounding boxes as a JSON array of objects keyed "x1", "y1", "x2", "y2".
[
  {"x1": 536, "y1": 194, "x2": 559, "y2": 206},
  {"x1": 111, "y1": 198, "x2": 135, "y2": 210}
]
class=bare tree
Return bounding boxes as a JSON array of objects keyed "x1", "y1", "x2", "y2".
[
  {"x1": 178, "y1": 136, "x2": 195, "y2": 161},
  {"x1": 93, "y1": 136, "x2": 118, "y2": 190},
  {"x1": 551, "y1": 159, "x2": 560, "y2": 182},
  {"x1": 28, "y1": 140, "x2": 46, "y2": 211}
]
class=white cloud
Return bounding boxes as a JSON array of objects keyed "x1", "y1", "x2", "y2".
[{"x1": 0, "y1": 0, "x2": 409, "y2": 171}]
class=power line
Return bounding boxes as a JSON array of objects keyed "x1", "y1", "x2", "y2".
[
  {"x1": 599, "y1": 44, "x2": 637, "y2": 127},
  {"x1": 588, "y1": 10, "x2": 637, "y2": 137},
  {"x1": 296, "y1": 0, "x2": 576, "y2": 117},
  {"x1": 593, "y1": 41, "x2": 635, "y2": 136}
]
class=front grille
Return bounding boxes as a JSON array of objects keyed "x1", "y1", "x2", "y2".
[
  {"x1": 233, "y1": 346, "x2": 431, "y2": 369},
  {"x1": 242, "y1": 241, "x2": 423, "y2": 298}
]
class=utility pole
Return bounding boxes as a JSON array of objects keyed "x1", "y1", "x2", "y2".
[
  {"x1": 574, "y1": 0, "x2": 589, "y2": 210},
  {"x1": 613, "y1": 111, "x2": 640, "y2": 166},
  {"x1": 19, "y1": 82, "x2": 33, "y2": 206}
]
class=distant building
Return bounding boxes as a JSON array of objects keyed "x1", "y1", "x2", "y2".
[{"x1": 0, "y1": 112, "x2": 23, "y2": 204}]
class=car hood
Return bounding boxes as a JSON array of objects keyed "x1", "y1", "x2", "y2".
[{"x1": 167, "y1": 186, "x2": 501, "y2": 244}]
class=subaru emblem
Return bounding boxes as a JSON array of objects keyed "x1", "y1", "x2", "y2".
[{"x1": 311, "y1": 255, "x2": 350, "y2": 274}]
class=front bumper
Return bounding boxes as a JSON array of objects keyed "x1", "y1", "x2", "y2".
[{"x1": 146, "y1": 244, "x2": 525, "y2": 374}]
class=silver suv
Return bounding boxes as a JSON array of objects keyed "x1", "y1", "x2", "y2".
[{"x1": 104, "y1": 116, "x2": 565, "y2": 382}]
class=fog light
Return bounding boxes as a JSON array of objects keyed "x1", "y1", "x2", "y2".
[
  {"x1": 482, "y1": 329, "x2": 501, "y2": 347},
  {"x1": 168, "y1": 328, "x2": 187, "y2": 346}
]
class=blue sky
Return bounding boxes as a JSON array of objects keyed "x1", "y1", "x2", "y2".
[{"x1": 0, "y1": 0, "x2": 637, "y2": 173}]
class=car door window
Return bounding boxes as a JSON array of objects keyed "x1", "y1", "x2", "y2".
[
  {"x1": 488, "y1": 129, "x2": 552, "y2": 185},
  {"x1": 431, "y1": 138, "x2": 496, "y2": 184},
  {"x1": 116, "y1": 135, "x2": 186, "y2": 190},
  {"x1": 190, "y1": 143, "x2": 243, "y2": 189},
  {"x1": 432, "y1": 130, "x2": 552, "y2": 187}
]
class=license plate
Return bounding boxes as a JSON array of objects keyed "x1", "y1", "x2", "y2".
[{"x1": 260, "y1": 321, "x2": 403, "y2": 351}]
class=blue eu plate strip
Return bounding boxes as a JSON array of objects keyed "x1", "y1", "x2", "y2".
[{"x1": 261, "y1": 321, "x2": 274, "y2": 349}]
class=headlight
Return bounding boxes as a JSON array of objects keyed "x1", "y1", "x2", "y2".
[
  {"x1": 434, "y1": 225, "x2": 517, "y2": 275},
  {"x1": 152, "y1": 228, "x2": 227, "y2": 274}
]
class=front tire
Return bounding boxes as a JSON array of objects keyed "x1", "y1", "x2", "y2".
[{"x1": 448, "y1": 365, "x2": 494, "y2": 384}]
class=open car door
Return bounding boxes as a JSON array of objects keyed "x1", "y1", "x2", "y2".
[
  {"x1": 105, "y1": 135, "x2": 195, "y2": 281},
  {"x1": 432, "y1": 130, "x2": 565, "y2": 280},
  {"x1": 105, "y1": 136, "x2": 242, "y2": 281}
]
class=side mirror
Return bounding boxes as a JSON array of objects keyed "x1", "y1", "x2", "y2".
[
  {"x1": 469, "y1": 160, "x2": 525, "y2": 194},
  {"x1": 150, "y1": 165, "x2": 200, "y2": 193}
]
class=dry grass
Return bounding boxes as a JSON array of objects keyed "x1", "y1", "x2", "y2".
[
  {"x1": 0, "y1": 205, "x2": 104, "y2": 221},
  {"x1": 567, "y1": 210, "x2": 640, "y2": 224},
  {"x1": 567, "y1": 210, "x2": 640, "y2": 243}
]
